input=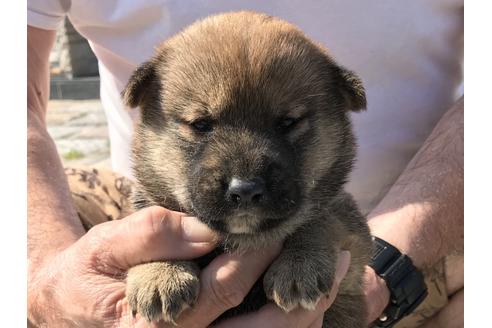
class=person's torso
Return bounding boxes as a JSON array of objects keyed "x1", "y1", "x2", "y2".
[{"x1": 66, "y1": 0, "x2": 464, "y2": 213}]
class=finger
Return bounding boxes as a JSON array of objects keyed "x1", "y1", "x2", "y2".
[
  {"x1": 214, "y1": 251, "x2": 351, "y2": 328},
  {"x1": 212, "y1": 302, "x2": 326, "y2": 328},
  {"x1": 83, "y1": 206, "x2": 218, "y2": 269},
  {"x1": 176, "y1": 243, "x2": 282, "y2": 327}
]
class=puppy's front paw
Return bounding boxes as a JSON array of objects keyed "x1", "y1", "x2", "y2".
[
  {"x1": 263, "y1": 253, "x2": 335, "y2": 312},
  {"x1": 126, "y1": 261, "x2": 200, "y2": 323}
]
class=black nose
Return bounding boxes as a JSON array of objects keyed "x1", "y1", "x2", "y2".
[{"x1": 227, "y1": 178, "x2": 265, "y2": 205}]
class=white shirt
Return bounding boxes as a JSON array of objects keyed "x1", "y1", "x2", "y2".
[{"x1": 28, "y1": 0, "x2": 464, "y2": 214}]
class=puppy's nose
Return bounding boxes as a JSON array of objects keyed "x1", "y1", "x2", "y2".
[{"x1": 227, "y1": 178, "x2": 265, "y2": 205}]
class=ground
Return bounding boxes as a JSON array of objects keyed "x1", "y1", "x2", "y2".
[{"x1": 46, "y1": 99, "x2": 111, "y2": 169}]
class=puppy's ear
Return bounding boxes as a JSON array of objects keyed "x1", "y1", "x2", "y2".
[
  {"x1": 122, "y1": 60, "x2": 159, "y2": 108},
  {"x1": 331, "y1": 64, "x2": 367, "y2": 112}
]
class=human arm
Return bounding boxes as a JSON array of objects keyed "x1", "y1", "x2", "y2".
[
  {"x1": 27, "y1": 25, "x2": 86, "y2": 267},
  {"x1": 364, "y1": 97, "x2": 464, "y2": 322}
]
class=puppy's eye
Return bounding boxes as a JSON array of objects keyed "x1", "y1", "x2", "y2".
[
  {"x1": 190, "y1": 119, "x2": 213, "y2": 133},
  {"x1": 278, "y1": 117, "x2": 301, "y2": 131}
]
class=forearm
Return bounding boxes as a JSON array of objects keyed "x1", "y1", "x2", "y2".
[
  {"x1": 28, "y1": 118, "x2": 85, "y2": 260},
  {"x1": 368, "y1": 97, "x2": 464, "y2": 269},
  {"x1": 27, "y1": 26, "x2": 85, "y2": 276}
]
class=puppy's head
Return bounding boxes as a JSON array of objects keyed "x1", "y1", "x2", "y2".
[{"x1": 124, "y1": 12, "x2": 366, "y2": 249}]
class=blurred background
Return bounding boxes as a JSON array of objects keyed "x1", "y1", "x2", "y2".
[{"x1": 47, "y1": 18, "x2": 110, "y2": 169}]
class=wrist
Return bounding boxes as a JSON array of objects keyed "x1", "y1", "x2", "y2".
[
  {"x1": 27, "y1": 263, "x2": 56, "y2": 326},
  {"x1": 28, "y1": 241, "x2": 72, "y2": 284},
  {"x1": 27, "y1": 250, "x2": 71, "y2": 326}
]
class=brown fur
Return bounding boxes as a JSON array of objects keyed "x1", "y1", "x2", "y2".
[{"x1": 123, "y1": 12, "x2": 372, "y2": 327}]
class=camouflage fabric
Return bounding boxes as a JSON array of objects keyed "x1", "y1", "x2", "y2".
[
  {"x1": 394, "y1": 259, "x2": 448, "y2": 328},
  {"x1": 66, "y1": 167, "x2": 449, "y2": 327},
  {"x1": 65, "y1": 167, "x2": 135, "y2": 230}
]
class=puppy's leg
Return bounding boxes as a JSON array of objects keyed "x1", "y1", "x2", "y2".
[
  {"x1": 264, "y1": 193, "x2": 371, "y2": 322},
  {"x1": 126, "y1": 260, "x2": 200, "y2": 323},
  {"x1": 263, "y1": 217, "x2": 342, "y2": 312}
]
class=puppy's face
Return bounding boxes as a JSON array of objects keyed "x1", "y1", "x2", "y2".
[{"x1": 124, "y1": 12, "x2": 366, "y2": 247}]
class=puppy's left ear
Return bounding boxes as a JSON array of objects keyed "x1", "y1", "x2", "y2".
[{"x1": 332, "y1": 65, "x2": 367, "y2": 112}]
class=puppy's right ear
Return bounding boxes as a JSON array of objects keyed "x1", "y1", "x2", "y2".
[{"x1": 122, "y1": 60, "x2": 159, "y2": 108}]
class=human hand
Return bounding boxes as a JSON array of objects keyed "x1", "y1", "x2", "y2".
[
  {"x1": 27, "y1": 206, "x2": 280, "y2": 327},
  {"x1": 213, "y1": 251, "x2": 351, "y2": 328}
]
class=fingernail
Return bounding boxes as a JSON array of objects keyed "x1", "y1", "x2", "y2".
[{"x1": 181, "y1": 216, "x2": 217, "y2": 243}]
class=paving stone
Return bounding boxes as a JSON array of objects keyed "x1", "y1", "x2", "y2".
[
  {"x1": 69, "y1": 111, "x2": 108, "y2": 126},
  {"x1": 55, "y1": 138, "x2": 109, "y2": 156},
  {"x1": 47, "y1": 99, "x2": 111, "y2": 169},
  {"x1": 73, "y1": 126, "x2": 109, "y2": 139},
  {"x1": 64, "y1": 152, "x2": 111, "y2": 168},
  {"x1": 47, "y1": 126, "x2": 83, "y2": 139},
  {"x1": 46, "y1": 111, "x2": 87, "y2": 125},
  {"x1": 47, "y1": 99, "x2": 102, "y2": 111}
]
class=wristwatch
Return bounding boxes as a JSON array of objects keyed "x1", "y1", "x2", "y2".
[{"x1": 369, "y1": 236, "x2": 428, "y2": 328}]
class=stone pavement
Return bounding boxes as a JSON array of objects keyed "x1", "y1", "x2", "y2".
[{"x1": 46, "y1": 99, "x2": 111, "y2": 169}]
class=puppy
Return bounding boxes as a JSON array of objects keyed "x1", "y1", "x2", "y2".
[{"x1": 123, "y1": 11, "x2": 372, "y2": 328}]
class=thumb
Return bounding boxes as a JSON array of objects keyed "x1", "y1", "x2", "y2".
[{"x1": 83, "y1": 206, "x2": 218, "y2": 269}]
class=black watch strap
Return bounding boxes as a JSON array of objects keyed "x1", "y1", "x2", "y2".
[{"x1": 369, "y1": 236, "x2": 428, "y2": 327}]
